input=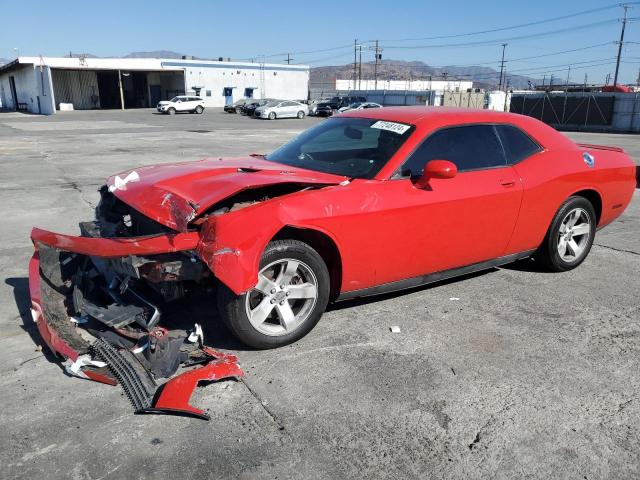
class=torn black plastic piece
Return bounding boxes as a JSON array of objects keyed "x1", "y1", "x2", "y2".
[{"x1": 92, "y1": 338, "x2": 157, "y2": 412}]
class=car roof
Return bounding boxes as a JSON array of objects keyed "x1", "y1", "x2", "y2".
[{"x1": 338, "y1": 106, "x2": 574, "y2": 149}]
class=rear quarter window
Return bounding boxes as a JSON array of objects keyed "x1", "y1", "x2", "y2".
[{"x1": 496, "y1": 124, "x2": 542, "y2": 164}]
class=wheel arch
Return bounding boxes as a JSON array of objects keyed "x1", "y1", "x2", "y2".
[
  {"x1": 272, "y1": 225, "x2": 343, "y2": 300},
  {"x1": 569, "y1": 188, "x2": 602, "y2": 225}
]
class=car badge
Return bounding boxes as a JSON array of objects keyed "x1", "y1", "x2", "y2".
[{"x1": 583, "y1": 152, "x2": 595, "y2": 168}]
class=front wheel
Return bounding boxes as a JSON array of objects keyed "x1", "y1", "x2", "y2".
[
  {"x1": 167, "y1": 107, "x2": 176, "y2": 115},
  {"x1": 195, "y1": 105, "x2": 204, "y2": 114},
  {"x1": 268, "y1": 112, "x2": 276, "y2": 120},
  {"x1": 535, "y1": 196, "x2": 596, "y2": 272},
  {"x1": 297, "y1": 110, "x2": 305, "y2": 119},
  {"x1": 217, "y1": 240, "x2": 330, "y2": 349}
]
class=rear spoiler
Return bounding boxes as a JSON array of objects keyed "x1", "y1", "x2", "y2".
[{"x1": 577, "y1": 143, "x2": 625, "y2": 153}]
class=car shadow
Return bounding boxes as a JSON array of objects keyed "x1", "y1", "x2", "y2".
[
  {"x1": 4, "y1": 277, "x2": 59, "y2": 364},
  {"x1": 499, "y1": 257, "x2": 553, "y2": 273},
  {"x1": 329, "y1": 258, "x2": 555, "y2": 311},
  {"x1": 328, "y1": 268, "x2": 495, "y2": 311}
]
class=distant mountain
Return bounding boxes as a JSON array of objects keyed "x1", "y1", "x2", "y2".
[
  {"x1": 124, "y1": 50, "x2": 194, "y2": 59},
  {"x1": 311, "y1": 59, "x2": 539, "y2": 90}
]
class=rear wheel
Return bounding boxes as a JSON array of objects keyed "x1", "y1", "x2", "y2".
[
  {"x1": 195, "y1": 105, "x2": 204, "y2": 114},
  {"x1": 217, "y1": 240, "x2": 330, "y2": 349},
  {"x1": 535, "y1": 196, "x2": 596, "y2": 272},
  {"x1": 167, "y1": 107, "x2": 176, "y2": 115},
  {"x1": 297, "y1": 110, "x2": 305, "y2": 119}
]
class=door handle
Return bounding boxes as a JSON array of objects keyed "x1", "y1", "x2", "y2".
[{"x1": 500, "y1": 180, "x2": 516, "y2": 187}]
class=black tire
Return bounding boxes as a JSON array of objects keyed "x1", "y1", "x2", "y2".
[
  {"x1": 535, "y1": 196, "x2": 596, "y2": 272},
  {"x1": 268, "y1": 111, "x2": 276, "y2": 120},
  {"x1": 195, "y1": 105, "x2": 204, "y2": 114},
  {"x1": 217, "y1": 240, "x2": 330, "y2": 349},
  {"x1": 297, "y1": 110, "x2": 305, "y2": 119},
  {"x1": 167, "y1": 107, "x2": 176, "y2": 115},
  {"x1": 235, "y1": 106, "x2": 242, "y2": 114}
]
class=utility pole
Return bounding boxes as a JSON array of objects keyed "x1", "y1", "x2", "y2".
[
  {"x1": 605, "y1": 72, "x2": 611, "y2": 85},
  {"x1": 353, "y1": 39, "x2": 358, "y2": 90},
  {"x1": 373, "y1": 40, "x2": 382, "y2": 90},
  {"x1": 566, "y1": 65, "x2": 571, "y2": 88},
  {"x1": 498, "y1": 43, "x2": 507, "y2": 91},
  {"x1": 613, "y1": 4, "x2": 629, "y2": 87},
  {"x1": 358, "y1": 45, "x2": 362, "y2": 90},
  {"x1": 542, "y1": 74, "x2": 546, "y2": 87},
  {"x1": 285, "y1": 53, "x2": 292, "y2": 65},
  {"x1": 118, "y1": 70, "x2": 125, "y2": 110}
]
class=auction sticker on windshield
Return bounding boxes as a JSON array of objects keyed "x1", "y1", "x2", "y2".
[{"x1": 371, "y1": 120, "x2": 411, "y2": 135}]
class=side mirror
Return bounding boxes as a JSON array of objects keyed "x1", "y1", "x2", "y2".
[{"x1": 414, "y1": 160, "x2": 457, "y2": 188}]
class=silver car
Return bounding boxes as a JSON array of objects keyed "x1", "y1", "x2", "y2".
[{"x1": 254, "y1": 100, "x2": 309, "y2": 120}]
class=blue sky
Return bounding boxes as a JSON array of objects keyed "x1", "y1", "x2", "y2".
[{"x1": 2, "y1": 0, "x2": 639, "y2": 83}]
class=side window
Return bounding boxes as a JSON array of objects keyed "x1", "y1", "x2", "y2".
[
  {"x1": 401, "y1": 125, "x2": 506, "y2": 177},
  {"x1": 496, "y1": 125, "x2": 541, "y2": 164}
]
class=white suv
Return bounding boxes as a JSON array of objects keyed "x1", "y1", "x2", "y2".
[{"x1": 157, "y1": 96, "x2": 205, "y2": 115}]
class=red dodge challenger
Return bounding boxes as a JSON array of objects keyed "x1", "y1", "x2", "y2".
[{"x1": 29, "y1": 107, "x2": 635, "y2": 415}]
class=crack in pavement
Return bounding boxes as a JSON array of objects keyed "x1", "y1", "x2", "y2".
[
  {"x1": 594, "y1": 243, "x2": 640, "y2": 256},
  {"x1": 38, "y1": 150, "x2": 97, "y2": 209},
  {"x1": 240, "y1": 377, "x2": 288, "y2": 433},
  {"x1": 468, "y1": 402, "x2": 515, "y2": 451}
]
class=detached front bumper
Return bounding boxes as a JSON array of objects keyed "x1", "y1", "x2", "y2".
[{"x1": 29, "y1": 227, "x2": 244, "y2": 420}]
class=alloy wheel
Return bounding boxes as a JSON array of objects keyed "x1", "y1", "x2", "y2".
[
  {"x1": 557, "y1": 207, "x2": 591, "y2": 261},
  {"x1": 245, "y1": 259, "x2": 318, "y2": 336}
]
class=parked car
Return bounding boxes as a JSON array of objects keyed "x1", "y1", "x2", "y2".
[
  {"x1": 157, "y1": 96, "x2": 205, "y2": 115},
  {"x1": 315, "y1": 96, "x2": 367, "y2": 116},
  {"x1": 338, "y1": 102, "x2": 382, "y2": 113},
  {"x1": 224, "y1": 98, "x2": 252, "y2": 114},
  {"x1": 30, "y1": 107, "x2": 636, "y2": 356},
  {"x1": 254, "y1": 100, "x2": 309, "y2": 119},
  {"x1": 243, "y1": 98, "x2": 273, "y2": 116},
  {"x1": 308, "y1": 98, "x2": 331, "y2": 116}
]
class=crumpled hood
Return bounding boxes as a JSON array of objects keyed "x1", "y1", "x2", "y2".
[{"x1": 107, "y1": 157, "x2": 347, "y2": 231}]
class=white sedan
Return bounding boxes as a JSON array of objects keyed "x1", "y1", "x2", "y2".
[
  {"x1": 157, "y1": 96, "x2": 205, "y2": 115},
  {"x1": 254, "y1": 100, "x2": 309, "y2": 120},
  {"x1": 338, "y1": 102, "x2": 382, "y2": 113}
]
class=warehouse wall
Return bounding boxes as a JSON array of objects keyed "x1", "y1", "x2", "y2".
[
  {"x1": 1, "y1": 66, "x2": 36, "y2": 111},
  {"x1": 51, "y1": 69, "x2": 100, "y2": 109},
  {"x1": 0, "y1": 64, "x2": 55, "y2": 114},
  {"x1": 162, "y1": 61, "x2": 309, "y2": 107}
]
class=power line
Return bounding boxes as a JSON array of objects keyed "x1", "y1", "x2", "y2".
[
  {"x1": 378, "y1": 2, "x2": 637, "y2": 42},
  {"x1": 383, "y1": 19, "x2": 623, "y2": 49}
]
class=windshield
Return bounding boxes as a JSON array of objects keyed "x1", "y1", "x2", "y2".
[
  {"x1": 266, "y1": 117, "x2": 414, "y2": 179},
  {"x1": 347, "y1": 102, "x2": 362, "y2": 108},
  {"x1": 264, "y1": 101, "x2": 280, "y2": 107},
  {"x1": 169, "y1": 97, "x2": 182, "y2": 102}
]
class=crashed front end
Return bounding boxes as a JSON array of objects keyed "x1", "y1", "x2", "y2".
[{"x1": 29, "y1": 186, "x2": 244, "y2": 420}]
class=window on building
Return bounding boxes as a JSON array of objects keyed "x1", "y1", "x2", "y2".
[
  {"x1": 206, "y1": 90, "x2": 212, "y2": 97},
  {"x1": 400, "y1": 124, "x2": 507, "y2": 177},
  {"x1": 495, "y1": 125, "x2": 542, "y2": 164}
]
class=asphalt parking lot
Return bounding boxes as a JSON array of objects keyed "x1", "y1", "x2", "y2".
[{"x1": 0, "y1": 108, "x2": 638, "y2": 479}]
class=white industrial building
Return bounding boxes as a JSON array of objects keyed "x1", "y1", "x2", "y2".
[
  {"x1": 0, "y1": 56, "x2": 309, "y2": 114},
  {"x1": 336, "y1": 78, "x2": 474, "y2": 92}
]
